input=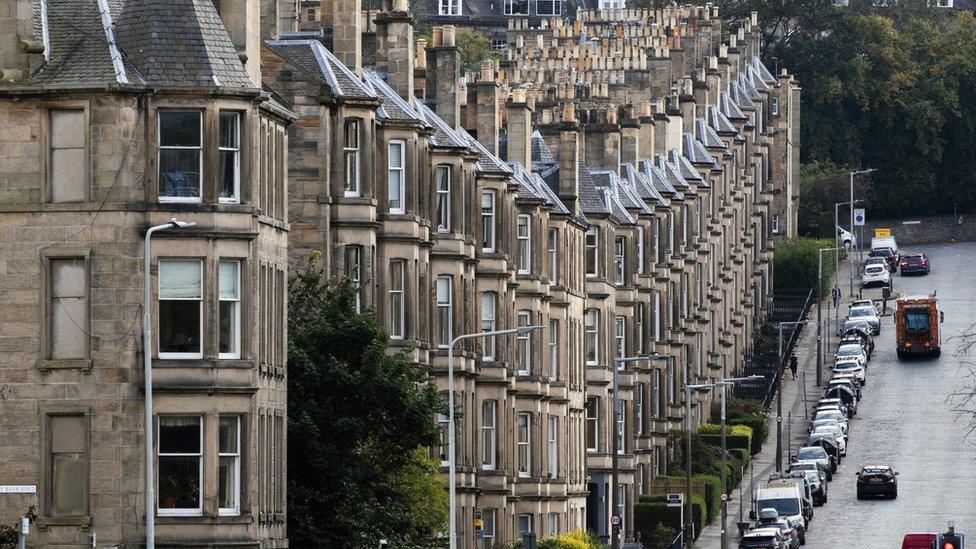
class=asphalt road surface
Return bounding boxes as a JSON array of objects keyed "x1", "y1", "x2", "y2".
[{"x1": 805, "y1": 242, "x2": 976, "y2": 548}]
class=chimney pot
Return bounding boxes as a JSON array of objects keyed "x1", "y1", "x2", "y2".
[{"x1": 443, "y1": 25, "x2": 456, "y2": 46}]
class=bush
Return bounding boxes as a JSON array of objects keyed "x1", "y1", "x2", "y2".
[
  {"x1": 712, "y1": 397, "x2": 766, "y2": 419},
  {"x1": 698, "y1": 424, "x2": 753, "y2": 455},
  {"x1": 693, "y1": 474, "x2": 722, "y2": 522},
  {"x1": 774, "y1": 237, "x2": 836, "y2": 293},
  {"x1": 537, "y1": 530, "x2": 602, "y2": 549},
  {"x1": 634, "y1": 494, "x2": 707, "y2": 543},
  {"x1": 729, "y1": 416, "x2": 768, "y2": 454}
]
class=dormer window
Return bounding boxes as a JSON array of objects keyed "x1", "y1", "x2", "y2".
[
  {"x1": 536, "y1": 0, "x2": 562, "y2": 15},
  {"x1": 439, "y1": 0, "x2": 462, "y2": 15},
  {"x1": 598, "y1": 0, "x2": 624, "y2": 9},
  {"x1": 504, "y1": 0, "x2": 528, "y2": 15}
]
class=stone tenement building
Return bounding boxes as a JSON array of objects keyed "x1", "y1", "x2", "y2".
[
  {"x1": 270, "y1": 0, "x2": 798, "y2": 546},
  {"x1": 0, "y1": 0, "x2": 293, "y2": 546}
]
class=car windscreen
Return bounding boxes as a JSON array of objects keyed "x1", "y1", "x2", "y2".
[
  {"x1": 837, "y1": 346, "x2": 861, "y2": 356},
  {"x1": 814, "y1": 412, "x2": 844, "y2": 423},
  {"x1": 870, "y1": 248, "x2": 892, "y2": 257},
  {"x1": 756, "y1": 497, "x2": 800, "y2": 516},
  {"x1": 796, "y1": 448, "x2": 827, "y2": 460},
  {"x1": 905, "y1": 309, "x2": 930, "y2": 332},
  {"x1": 850, "y1": 308, "x2": 873, "y2": 318}
]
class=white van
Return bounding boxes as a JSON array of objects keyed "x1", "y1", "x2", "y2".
[
  {"x1": 837, "y1": 226, "x2": 857, "y2": 248},
  {"x1": 753, "y1": 479, "x2": 810, "y2": 544},
  {"x1": 871, "y1": 235, "x2": 898, "y2": 255}
]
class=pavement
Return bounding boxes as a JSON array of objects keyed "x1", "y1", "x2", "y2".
[{"x1": 696, "y1": 246, "x2": 898, "y2": 548}]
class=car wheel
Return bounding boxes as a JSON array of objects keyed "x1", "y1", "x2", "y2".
[
  {"x1": 897, "y1": 349, "x2": 906, "y2": 359},
  {"x1": 857, "y1": 490, "x2": 863, "y2": 500},
  {"x1": 933, "y1": 348, "x2": 941, "y2": 358},
  {"x1": 891, "y1": 489, "x2": 898, "y2": 499}
]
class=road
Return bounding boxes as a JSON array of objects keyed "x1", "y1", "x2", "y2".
[{"x1": 806, "y1": 242, "x2": 976, "y2": 547}]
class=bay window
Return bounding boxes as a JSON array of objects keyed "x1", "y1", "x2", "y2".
[
  {"x1": 218, "y1": 112, "x2": 240, "y2": 203},
  {"x1": 481, "y1": 400, "x2": 496, "y2": 469},
  {"x1": 585, "y1": 227, "x2": 599, "y2": 276},
  {"x1": 158, "y1": 416, "x2": 203, "y2": 515},
  {"x1": 344, "y1": 119, "x2": 360, "y2": 196},
  {"x1": 613, "y1": 236, "x2": 625, "y2": 285},
  {"x1": 585, "y1": 397, "x2": 599, "y2": 452},
  {"x1": 218, "y1": 260, "x2": 241, "y2": 359},
  {"x1": 218, "y1": 416, "x2": 241, "y2": 515},
  {"x1": 388, "y1": 140, "x2": 405, "y2": 213},
  {"x1": 481, "y1": 190, "x2": 496, "y2": 252},
  {"x1": 548, "y1": 228, "x2": 558, "y2": 283},
  {"x1": 517, "y1": 412, "x2": 531, "y2": 476},
  {"x1": 547, "y1": 416, "x2": 558, "y2": 477},
  {"x1": 159, "y1": 111, "x2": 202, "y2": 201},
  {"x1": 517, "y1": 214, "x2": 531, "y2": 273},
  {"x1": 517, "y1": 310, "x2": 532, "y2": 375},
  {"x1": 436, "y1": 276, "x2": 453, "y2": 347},
  {"x1": 480, "y1": 292, "x2": 496, "y2": 360},
  {"x1": 615, "y1": 316, "x2": 626, "y2": 363},
  {"x1": 549, "y1": 319, "x2": 558, "y2": 379},
  {"x1": 388, "y1": 260, "x2": 405, "y2": 338},
  {"x1": 436, "y1": 165, "x2": 451, "y2": 232},
  {"x1": 158, "y1": 260, "x2": 203, "y2": 359},
  {"x1": 584, "y1": 309, "x2": 598, "y2": 365}
]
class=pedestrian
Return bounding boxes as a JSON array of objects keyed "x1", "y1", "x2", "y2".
[
  {"x1": 832, "y1": 286, "x2": 841, "y2": 308},
  {"x1": 789, "y1": 355, "x2": 798, "y2": 380}
]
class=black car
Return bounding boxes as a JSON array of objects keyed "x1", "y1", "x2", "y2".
[
  {"x1": 843, "y1": 328, "x2": 875, "y2": 357},
  {"x1": 856, "y1": 465, "x2": 898, "y2": 499},
  {"x1": 870, "y1": 247, "x2": 899, "y2": 272},
  {"x1": 899, "y1": 253, "x2": 931, "y2": 275}
]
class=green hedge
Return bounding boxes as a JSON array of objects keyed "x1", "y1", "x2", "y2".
[
  {"x1": 634, "y1": 494, "x2": 707, "y2": 542},
  {"x1": 774, "y1": 237, "x2": 836, "y2": 293},
  {"x1": 729, "y1": 416, "x2": 768, "y2": 455},
  {"x1": 698, "y1": 429, "x2": 752, "y2": 455},
  {"x1": 693, "y1": 474, "x2": 722, "y2": 523}
]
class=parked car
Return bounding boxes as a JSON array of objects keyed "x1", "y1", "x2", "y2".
[
  {"x1": 835, "y1": 343, "x2": 869, "y2": 368},
  {"x1": 828, "y1": 376, "x2": 861, "y2": 400},
  {"x1": 838, "y1": 226, "x2": 857, "y2": 248},
  {"x1": 842, "y1": 318, "x2": 876, "y2": 338},
  {"x1": 739, "y1": 528, "x2": 789, "y2": 549},
  {"x1": 862, "y1": 263, "x2": 891, "y2": 288},
  {"x1": 901, "y1": 533, "x2": 939, "y2": 549},
  {"x1": 832, "y1": 373, "x2": 863, "y2": 397},
  {"x1": 824, "y1": 385, "x2": 858, "y2": 414},
  {"x1": 833, "y1": 360, "x2": 866, "y2": 385},
  {"x1": 809, "y1": 428, "x2": 847, "y2": 456},
  {"x1": 864, "y1": 256, "x2": 890, "y2": 272},
  {"x1": 869, "y1": 247, "x2": 899, "y2": 272},
  {"x1": 847, "y1": 306, "x2": 882, "y2": 335},
  {"x1": 871, "y1": 235, "x2": 899, "y2": 256},
  {"x1": 899, "y1": 253, "x2": 931, "y2": 275},
  {"x1": 809, "y1": 436, "x2": 842, "y2": 466},
  {"x1": 818, "y1": 397, "x2": 853, "y2": 417},
  {"x1": 814, "y1": 405, "x2": 851, "y2": 428},
  {"x1": 788, "y1": 461, "x2": 829, "y2": 506},
  {"x1": 810, "y1": 418, "x2": 847, "y2": 440},
  {"x1": 850, "y1": 299, "x2": 879, "y2": 313},
  {"x1": 856, "y1": 465, "x2": 899, "y2": 499},
  {"x1": 841, "y1": 329, "x2": 874, "y2": 357},
  {"x1": 756, "y1": 509, "x2": 802, "y2": 548},
  {"x1": 792, "y1": 445, "x2": 836, "y2": 477},
  {"x1": 812, "y1": 423, "x2": 848, "y2": 449}
]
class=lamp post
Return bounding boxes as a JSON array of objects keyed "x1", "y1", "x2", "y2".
[
  {"x1": 717, "y1": 375, "x2": 764, "y2": 549},
  {"x1": 608, "y1": 355, "x2": 659, "y2": 549},
  {"x1": 834, "y1": 199, "x2": 864, "y2": 300},
  {"x1": 447, "y1": 325, "x2": 543, "y2": 549},
  {"x1": 847, "y1": 169, "x2": 875, "y2": 296},
  {"x1": 775, "y1": 321, "x2": 808, "y2": 472},
  {"x1": 143, "y1": 218, "x2": 194, "y2": 549},
  {"x1": 817, "y1": 247, "x2": 844, "y2": 388},
  {"x1": 684, "y1": 382, "x2": 714, "y2": 543}
]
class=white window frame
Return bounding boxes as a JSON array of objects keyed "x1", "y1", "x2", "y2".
[
  {"x1": 635, "y1": 303, "x2": 644, "y2": 354},
  {"x1": 616, "y1": 484, "x2": 626, "y2": 531},
  {"x1": 481, "y1": 190, "x2": 496, "y2": 252},
  {"x1": 584, "y1": 309, "x2": 598, "y2": 365},
  {"x1": 615, "y1": 316, "x2": 626, "y2": 364},
  {"x1": 218, "y1": 260, "x2": 241, "y2": 359},
  {"x1": 437, "y1": 408, "x2": 450, "y2": 466},
  {"x1": 652, "y1": 369, "x2": 662, "y2": 418},
  {"x1": 585, "y1": 397, "x2": 599, "y2": 452},
  {"x1": 771, "y1": 97, "x2": 780, "y2": 116},
  {"x1": 218, "y1": 415, "x2": 241, "y2": 516},
  {"x1": 439, "y1": 0, "x2": 462, "y2": 15},
  {"x1": 218, "y1": 111, "x2": 241, "y2": 204},
  {"x1": 772, "y1": 214, "x2": 780, "y2": 234},
  {"x1": 613, "y1": 236, "x2": 625, "y2": 285},
  {"x1": 388, "y1": 140, "x2": 405, "y2": 213},
  {"x1": 345, "y1": 245, "x2": 362, "y2": 313},
  {"x1": 435, "y1": 165, "x2": 451, "y2": 233},
  {"x1": 505, "y1": 0, "x2": 529, "y2": 15},
  {"x1": 436, "y1": 276, "x2": 453, "y2": 348},
  {"x1": 536, "y1": 0, "x2": 563, "y2": 15},
  {"x1": 388, "y1": 260, "x2": 405, "y2": 339},
  {"x1": 585, "y1": 227, "x2": 599, "y2": 277},
  {"x1": 547, "y1": 415, "x2": 558, "y2": 477},
  {"x1": 517, "y1": 513, "x2": 533, "y2": 536},
  {"x1": 158, "y1": 259, "x2": 204, "y2": 360},
  {"x1": 517, "y1": 310, "x2": 532, "y2": 375},
  {"x1": 637, "y1": 463, "x2": 645, "y2": 495},
  {"x1": 157, "y1": 415, "x2": 203, "y2": 516},
  {"x1": 636, "y1": 382, "x2": 644, "y2": 436},
  {"x1": 517, "y1": 214, "x2": 531, "y2": 274},
  {"x1": 344, "y1": 119, "x2": 361, "y2": 197},
  {"x1": 483, "y1": 509, "x2": 496, "y2": 541},
  {"x1": 616, "y1": 399, "x2": 625, "y2": 454},
  {"x1": 548, "y1": 228, "x2": 558, "y2": 284},
  {"x1": 481, "y1": 400, "x2": 496, "y2": 470},
  {"x1": 548, "y1": 319, "x2": 558, "y2": 380},
  {"x1": 158, "y1": 111, "x2": 203, "y2": 203},
  {"x1": 480, "y1": 292, "x2": 496, "y2": 360},
  {"x1": 517, "y1": 412, "x2": 532, "y2": 477},
  {"x1": 547, "y1": 512, "x2": 559, "y2": 535}
]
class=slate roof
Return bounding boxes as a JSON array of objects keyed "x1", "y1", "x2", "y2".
[
  {"x1": 669, "y1": 148, "x2": 706, "y2": 186},
  {"x1": 748, "y1": 65, "x2": 771, "y2": 93},
  {"x1": 737, "y1": 72, "x2": 761, "y2": 102},
  {"x1": 696, "y1": 117, "x2": 727, "y2": 150},
  {"x1": 415, "y1": 102, "x2": 470, "y2": 149},
  {"x1": 682, "y1": 132, "x2": 718, "y2": 170},
  {"x1": 620, "y1": 163, "x2": 667, "y2": 207},
  {"x1": 639, "y1": 159, "x2": 680, "y2": 201},
  {"x1": 657, "y1": 153, "x2": 696, "y2": 196},
  {"x1": 578, "y1": 164, "x2": 611, "y2": 216},
  {"x1": 264, "y1": 38, "x2": 374, "y2": 98},
  {"x1": 752, "y1": 57, "x2": 778, "y2": 86},
  {"x1": 363, "y1": 69, "x2": 425, "y2": 122},
  {"x1": 531, "y1": 131, "x2": 556, "y2": 163},
  {"x1": 721, "y1": 89, "x2": 749, "y2": 120},
  {"x1": 708, "y1": 105, "x2": 740, "y2": 136},
  {"x1": 588, "y1": 170, "x2": 635, "y2": 224},
  {"x1": 459, "y1": 128, "x2": 513, "y2": 175}
]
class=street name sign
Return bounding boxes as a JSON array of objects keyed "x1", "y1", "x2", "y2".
[
  {"x1": 0, "y1": 485, "x2": 36, "y2": 494},
  {"x1": 666, "y1": 493, "x2": 683, "y2": 507}
]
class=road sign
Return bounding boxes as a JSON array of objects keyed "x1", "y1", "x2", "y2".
[
  {"x1": 666, "y1": 493, "x2": 683, "y2": 507},
  {"x1": 0, "y1": 485, "x2": 36, "y2": 494},
  {"x1": 875, "y1": 228, "x2": 891, "y2": 237},
  {"x1": 854, "y1": 208, "x2": 866, "y2": 226},
  {"x1": 610, "y1": 515, "x2": 621, "y2": 526}
]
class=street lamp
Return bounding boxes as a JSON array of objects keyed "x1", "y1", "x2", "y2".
[
  {"x1": 834, "y1": 199, "x2": 865, "y2": 301},
  {"x1": 716, "y1": 375, "x2": 764, "y2": 549},
  {"x1": 143, "y1": 218, "x2": 195, "y2": 549},
  {"x1": 447, "y1": 324, "x2": 544, "y2": 549},
  {"x1": 609, "y1": 354, "x2": 662, "y2": 549},
  {"x1": 774, "y1": 321, "x2": 808, "y2": 472},
  {"x1": 848, "y1": 169, "x2": 875, "y2": 295},
  {"x1": 817, "y1": 247, "x2": 844, "y2": 388},
  {"x1": 684, "y1": 382, "x2": 714, "y2": 543}
]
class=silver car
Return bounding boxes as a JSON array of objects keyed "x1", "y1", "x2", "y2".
[
  {"x1": 835, "y1": 343, "x2": 868, "y2": 368},
  {"x1": 847, "y1": 306, "x2": 881, "y2": 334}
]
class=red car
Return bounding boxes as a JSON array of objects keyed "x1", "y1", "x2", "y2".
[
  {"x1": 901, "y1": 533, "x2": 936, "y2": 549},
  {"x1": 900, "y1": 253, "x2": 931, "y2": 275}
]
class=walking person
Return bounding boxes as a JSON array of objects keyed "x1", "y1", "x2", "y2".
[{"x1": 789, "y1": 355, "x2": 798, "y2": 380}]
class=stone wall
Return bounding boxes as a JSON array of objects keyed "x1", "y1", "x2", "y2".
[{"x1": 863, "y1": 215, "x2": 976, "y2": 246}]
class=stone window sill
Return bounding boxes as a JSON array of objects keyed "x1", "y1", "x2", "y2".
[
  {"x1": 152, "y1": 359, "x2": 254, "y2": 369},
  {"x1": 155, "y1": 514, "x2": 254, "y2": 526},
  {"x1": 37, "y1": 515, "x2": 92, "y2": 528},
  {"x1": 37, "y1": 359, "x2": 92, "y2": 372}
]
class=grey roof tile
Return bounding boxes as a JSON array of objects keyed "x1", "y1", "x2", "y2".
[
  {"x1": 415, "y1": 101, "x2": 469, "y2": 149},
  {"x1": 708, "y1": 105, "x2": 740, "y2": 136},
  {"x1": 531, "y1": 131, "x2": 555, "y2": 163},
  {"x1": 621, "y1": 163, "x2": 666, "y2": 206},
  {"x1": 459, "y1": 128, "x2": 513, "y2": 175},
  {"x1": 696, "y1": 117, "x2": 727, "y2": 149},
  {"x1": 721, "y1": 89, "x2": 750, "y2": 120},
  {"x1": 264, "y1": 39, "x2": 373, "y2": 98},
  {"x1": 34, "y1": 0, "x2": 134, "y2": 87},
  {"x1": 753, "y1": 57, "x2": 778, "y2": 85},
  {"x1": 363, "y1": 69, "x2": 425, "y2": 122},
  {"x1": 656, "y1": 153, "x2": 694, "y2": 197},
  {"x1": 640, "y1": 159, "x2": 678, "y2": 201}
]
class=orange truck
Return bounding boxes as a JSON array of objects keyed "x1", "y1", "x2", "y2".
[{"x1": 895, "y1": 294, "x2": 943, "y2": 358}]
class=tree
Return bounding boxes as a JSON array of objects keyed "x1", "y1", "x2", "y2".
[
  {"x1": 456, "y1": 28, "x2": 498, "y2": 74},
  {"x1": 287, "y1": 256, "x2": 448, "y2": 547}
]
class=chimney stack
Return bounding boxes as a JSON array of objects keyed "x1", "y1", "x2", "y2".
[
  {"x1": 375, "y1": 0, "x2": 415, "y2": 101},
  {"x1": 639, "y1": 101, "x2": 656, "y2": 160},
  {"x1": 559, "y1": 104, "x2": 581, "y2": 214},
  {"x1": 217, "y1": 0, "x2": 262, "y2": 85},
  {"x1": 427, "y1": 26, "x2": 462, "y2": 129},
  {"x1": 471, "y1": 60, "x2": 501, "y2": 154},
  {"x1": 506, "y1": 88, "x2": 533, "y2": 170},
  {"x1": 0, "y1": 0, "x2": 43, "y2": 83},
  {"x1": 621, "y1": 107, "x2": 640, "y2": 166},
  {"x1": 323, "y1": 0, "x2": 362, "y2": 75}
]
